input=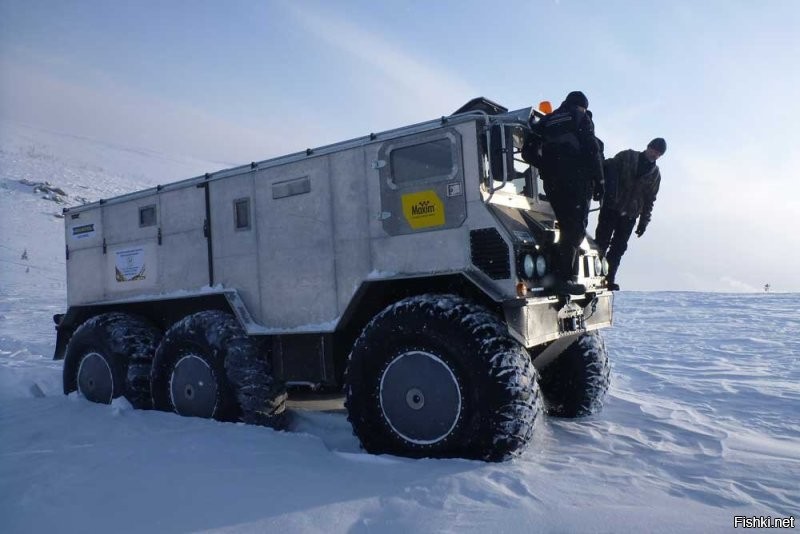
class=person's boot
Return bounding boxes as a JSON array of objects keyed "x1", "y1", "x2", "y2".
[
  {"x1": 554, "y1": 279, "x2": 587, "y2": 295},
  {"x1": 606, "y1": 259, "x2": 620, "y2": 291},
  {"x1": 549, "y1": 247, "x2": 586, "y2": 295}
]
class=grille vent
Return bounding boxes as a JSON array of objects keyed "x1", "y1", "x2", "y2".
[{"x1": 470, "y1": 228, "x2": 510, "y2": 279}]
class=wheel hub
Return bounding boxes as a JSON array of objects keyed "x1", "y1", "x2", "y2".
[
  {"x1": 170, "y1": 354, "x2": 218, "y2": 418},
  {"x1": 77, "y1": 352, "x2": 114, "y2": 404},
  {"x1": 406, "y1": 388, "x2": 425, "y2": 410},
  {"x1": 380, "y1": 350, "x2": 462, "y2": 445}
]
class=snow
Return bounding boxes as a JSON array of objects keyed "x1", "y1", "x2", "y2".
[{"x1": 1, "y1": 119, "x2": 799, "y2": 533}]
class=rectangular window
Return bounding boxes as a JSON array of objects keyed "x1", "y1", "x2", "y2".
[
  {"x1": 234, "y1": 198, "x2": 251, "y2": 230},
  {"x1": 390, "y1": 138, "x2": 453, "y2": 184},
  {"x1": 139, "y1": 205, "x2": 157, "y2": 227}
]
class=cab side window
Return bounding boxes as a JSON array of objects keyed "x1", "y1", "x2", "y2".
[{"x1": 390, "y1": 139, "x2": 453, "y2": 184}]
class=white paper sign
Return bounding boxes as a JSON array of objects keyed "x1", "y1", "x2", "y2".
[{"x1": 114, "y1": 247, "x2": 146, "y2": 282}]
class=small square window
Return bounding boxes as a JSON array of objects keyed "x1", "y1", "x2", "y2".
[
  {"x1": 139, "y1": 205, "x2": 157, "y2": 227},
  {"x1": 234, "y1": 198, "x2": 251, "y2": 230}
]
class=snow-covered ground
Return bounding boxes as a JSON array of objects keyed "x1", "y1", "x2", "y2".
[{"x1": 1, "y1": 120, "x2": 798, "y2": 533}]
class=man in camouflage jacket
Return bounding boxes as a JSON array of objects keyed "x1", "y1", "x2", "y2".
[{"x1": 595, "y1": 137, "x2": 666, "y2": 290}]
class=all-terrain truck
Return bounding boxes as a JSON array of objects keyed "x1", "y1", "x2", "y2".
[{"x1": 54, "y1": 97, "x2": 613, "y2": 461}]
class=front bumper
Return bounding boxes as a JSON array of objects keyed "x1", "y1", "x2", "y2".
[{"x1": 502, "y1": 291, "x2": 613, "y2": 348}]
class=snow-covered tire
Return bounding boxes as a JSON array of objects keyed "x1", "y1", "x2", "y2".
[
  {"x1": 150, "y1": 310, "x2": 287, "y2": 428},
  {"x1": 537, "y1": 331, "x2": 610, "y2": 418},
  {"x1": 345, "y1": 294, "x2": 540, "y2": 462},
  {"x1": 63, "y1": 312, "x2": 161, "y2": 408}
]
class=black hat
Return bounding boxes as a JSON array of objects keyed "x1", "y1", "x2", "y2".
[
  {"x1": 648, "y1": 137, "x2": 667, "y2": 154},
  {"x1": 564, "y1": 91, "x2": 589, "y2": 109}
]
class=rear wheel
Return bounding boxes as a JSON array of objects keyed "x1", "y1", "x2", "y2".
[
  {"x1": 537, "y1": 331, "x2": 610, "y2": 417},
  {"x1": 345, "y1": 294, "x2": 540, "y2": 461},
  {"x1": 63, "y1": 312, "x2": 161, "y2": 408},
  {"x1": 151, "y1": 310, "x2": 287, "y2": 428}
]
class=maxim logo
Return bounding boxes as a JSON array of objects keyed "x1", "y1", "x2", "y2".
[
  {"x1": 401, "y1": 190, "x2": 445, "y2": 230},
  {"x1": 411, "y1": 200, "x2": 436, "y2": 216}
]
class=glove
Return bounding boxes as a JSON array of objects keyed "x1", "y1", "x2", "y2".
[
  {"x1": 635, "y1": 224, "x2": 647, "y2": 237},
  {"x1": 592, "y1": 181, "x2": 605, "y2": 202}
]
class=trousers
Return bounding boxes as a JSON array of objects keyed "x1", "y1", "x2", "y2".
[
  {"x1": 544, "y1": 176, "x2": 592, "y2": 279},
  {"x1": 594, "y1": 205, "x2": 636, "y2": 281}
]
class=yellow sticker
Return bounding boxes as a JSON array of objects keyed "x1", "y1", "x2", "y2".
[{"x1": 401, "y1": 190, "x2": 445, "y2": 229}]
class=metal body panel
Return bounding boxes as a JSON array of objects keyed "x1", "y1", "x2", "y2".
[
  {"x1": 254, "y1": 158, "x2": 338, "y2": 328},
  {"x1": 210, "y1": 173, "x2": 261, "y2": 319},
  {"x1": 65, "y1": 206, "x2": 105, "y2": 305},
  {"x1": 65, "y1": 208, "x2": 103, "y2": 251},
  {"x1": 101, "y1": 198, "x2": 159, "y2": 297},
  {"x1": 370, "y1": 229, "x2": 470, "y2": 275},
  {"x1": 503, "y1": 292, "x2": 613, "y2": 348},
  {"x1": 159, "y1": 187, "x2": 208, "y2": 291},
  {"x1": 328, "y1": 149, "x2": 372, "y2": 314},
  {"x1": 463, "y1": 198, "x2": 518, "y2": 297},
  {"x1": 366, "y1": 121, "x2": 477, "y2": 281},
  {"x1": 102, "y1": 197, "x2": 159, "y2": 245},
  {"x1": 66, "y1": 247, "x2": 105, "y2": 305},
  {"x1": 377, "y1": 128, "x2": 467, "y2": 236}
]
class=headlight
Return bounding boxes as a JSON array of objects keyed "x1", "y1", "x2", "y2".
[
  {"x1": 535, "y1": 255, "x2": 547, "y2": 277},
  {"x1": 522, "y1": 254, "x2": 535, "y2": 278},
  {"x1": 594, "y1": 256, "x2": 603, "y2": 276},
  {"x1": 602, "y1": 257, "x2": 609, "y2": 275}
]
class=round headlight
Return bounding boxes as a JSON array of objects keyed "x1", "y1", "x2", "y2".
[
  {"x1": 594, "y1": 256, "x2": 603, "y2": 276},
  {"x1": 602, "y1": 257, "x2": 609, "y2": 275},
  {"x1": 535, "y1": 255, "x2": 547, "y2": 277},
  {"x1": 522, "y1": 254, "x2": 535, "y2": 278}
]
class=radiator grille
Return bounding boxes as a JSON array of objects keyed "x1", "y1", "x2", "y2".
[{"x1": 470, "y1": 228, "x2": 510, "y2": 279}]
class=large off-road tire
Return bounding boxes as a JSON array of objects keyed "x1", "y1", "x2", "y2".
[
  {"x1": 150, "y1": 310, "x2": 287, "y2": 428},
  {"x1": 537, "y1": 331, "x2": 610, "y2": 418},
  {"x1": 345, "y1": 294, "x2": 541, "y2": 462},
  {"x1": 63, "y1": 312, "x2": 161, "y2": 408}
]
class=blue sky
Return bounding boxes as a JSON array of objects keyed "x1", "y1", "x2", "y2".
[{"x1": 1, "y1": 0, "x2": 799, "y2": 291}]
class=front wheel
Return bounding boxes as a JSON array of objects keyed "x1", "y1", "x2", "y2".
[
  {"x1": 345, "y1": 294, "x2": 541, "y2": 462},
  {"x1": 537, "y1": 331, "x2": 610, "y2": 418}
]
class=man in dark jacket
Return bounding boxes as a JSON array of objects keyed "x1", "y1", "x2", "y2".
[
  {"x1": 594, "y1": 137, "x2": 666, "y2": 290},
  {"x1": 531, "y1": 91, "x2": 604, "y2": 295}
]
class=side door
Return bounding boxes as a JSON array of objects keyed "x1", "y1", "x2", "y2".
[
  {"x1": 102, "y1": 197, "x2": 161, "y2": 297},
  {"x1": 158, "y1": 186, "x2": 209, "y2": 292},
  {"x1": 208, "y1": 173, "x2": 260, "y2": 316},
  {"x1": 376, "y1": 128, "x2": 467, "y2": 236}
]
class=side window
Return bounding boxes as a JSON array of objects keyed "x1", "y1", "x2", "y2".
[
  {"x1": 234, "y1": 198, "x2": 251, "y2": 231},
  {"x1": 139, "y1": 205, "x2": 157, "y2": 227},
  {"x1": 390, "y1": 138, "x2": 453, "y2": 184},
  {"x1": 510, "y1": 126, "x2": 537, "y2": 197},
  {"x1": 489, "y1": 126, "x2": 538, "y2": 199}
]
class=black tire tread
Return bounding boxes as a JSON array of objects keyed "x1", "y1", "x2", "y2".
[
  {"x1": 63, "y1": 312, "x2": 160, "y2": 408},
  {"x1": 537, "y1": 331, "x2": 611, "y2": 418},
  {"x1": 345, "y1": 294, "x2": 540, "y2": 462},
  {"x1": 151, "y1": 310, "x2": 287, "y2": 428}
]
